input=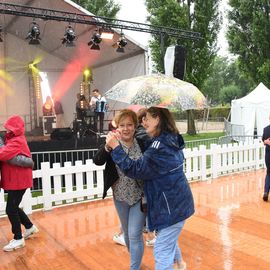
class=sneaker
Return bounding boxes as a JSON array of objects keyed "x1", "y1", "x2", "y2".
[
  {"x1": 113, "y1": 233, "x2": 126, "y2": 246},
  {"x1": 23, "y1": 225, "x2": 39, "y2": 239},
  {"x1": 3, "y1": 238, "x2": 25, "y2": 252},
  {"x1": 263, "y1": 193, "x2": 269, "y2": 202},
  {"x1": 145, "y1": 236, "x2": 156, "y2": 247},
  {"x1": 174, "y1": 261, "x2": 187, "y2": 270}
]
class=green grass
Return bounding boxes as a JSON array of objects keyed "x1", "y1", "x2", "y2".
[{"x1": 183, "y1": 132, "x2": 225, "y2": 142}]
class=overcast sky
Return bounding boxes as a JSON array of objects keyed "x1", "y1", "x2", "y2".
[
  {"x1": 115, "y1": 0, "x2": 229, "y2": 56},
  {"x1": 115, "y1": 0, "x2": 150, "y2": 48}
]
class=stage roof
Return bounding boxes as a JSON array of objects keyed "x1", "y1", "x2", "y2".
[{"x1": 2, "y1": 0, "x2": 147, "y2": 69}]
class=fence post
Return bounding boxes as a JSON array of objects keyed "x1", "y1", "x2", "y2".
[
  {"x1": 20, "y1": 188, "x2": 32, "y2": 214},
  {"x1": 254, "y1": 139, "x2": 260, "y2": 170},
  {"x1": 53, "y1": 163, "x2": 62, "y2": 206},
  {"x1": 211, "y1": 144, "x2": 218, "y2": 179},
  {"x1": 75, "y1": 160, "x2": 84, "y2": 202},
  {"x1": 199, "y1": 145, "x2": 207, "y2": 180},
  {"x1": 183, "y1": 148, "x2": 191, "y2": 180},
  {"x1": 0, "y1": 188, "x2": 5, "y2": 215},
  {"x1": 41, "y1": 162, "x2": 52, "y2": 211},
  {"x1": 64, "y1": 162, "x2": 73, "y2": 204},
  {"x1": 85, "y1": 159, "x2": 95, "y2": 199}
]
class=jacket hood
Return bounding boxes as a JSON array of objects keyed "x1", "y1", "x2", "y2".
[
  {"x1": 157, "y1": 132, "x2": 185, "y2": 150},
  {"x1": 4, "y1": 115, "x2": 25, "y2": 136}
]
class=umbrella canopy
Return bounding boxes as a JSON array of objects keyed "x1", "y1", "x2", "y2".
[
  {"x1": 105, "y1": 74, "x2": 207, "y2": 111},
  {"x1": 127, "y1": 104, "x2": 146, "y2": 113}
]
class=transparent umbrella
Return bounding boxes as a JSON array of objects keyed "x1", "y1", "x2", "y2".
[{"x1": 105, "y1": 74, "x2": 207, "y2": 111}]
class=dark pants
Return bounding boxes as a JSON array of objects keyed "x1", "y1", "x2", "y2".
[
  {"x1": 6, "y1": 189, "x2": 33, "y2": 240},
  {"x1": 94, "y1": 112, "x2": 105, "y2": 133},
  {"x1": 264, "y1": 173, "x2": 270, "y2": 194},
  {"x1": 264, "y1": 160, "x2": 270, "y2": 194}
]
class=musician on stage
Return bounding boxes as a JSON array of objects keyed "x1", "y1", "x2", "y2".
[
  {"x1": 52, "y1": 94, "x2": 65, "y2": 128},
  {"x1": 90, "y1": 89, "x2": 108, "y2": 134}
]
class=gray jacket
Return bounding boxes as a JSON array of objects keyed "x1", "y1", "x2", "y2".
[{"x1": 0, "y1": 136, "x2": 34, "y2": 168}]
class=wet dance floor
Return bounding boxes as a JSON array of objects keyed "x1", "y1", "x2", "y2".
[{"x1": 0, "y1": 169, "x2": 270, "y2": 270}]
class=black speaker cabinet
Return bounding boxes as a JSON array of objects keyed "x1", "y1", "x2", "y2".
[
  {"x1": 173, "y1": 45, "x2": 186, "y2": 80},
  {"x1": 50, "y1": 128, "x2": 73, "y2": 140},
  {"x1": 42, "y1": 116, "x2": 56, "y2": 136}
]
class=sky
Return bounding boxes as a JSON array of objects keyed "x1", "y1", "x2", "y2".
[
  {"x1": 115, "y1": 0, "x2": 229, "y2": 56},
  {"x1": 115, "y1": 0, "x2": 150, "y2": 48}
]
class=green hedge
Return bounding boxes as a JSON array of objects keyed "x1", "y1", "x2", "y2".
[{"x1": 172, "y1": 107, "x2": 230, "y2": 120}]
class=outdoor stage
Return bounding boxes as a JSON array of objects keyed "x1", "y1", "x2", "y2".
[{"x1": 27, "y1": 133, "x2": 104, "y2": 153}]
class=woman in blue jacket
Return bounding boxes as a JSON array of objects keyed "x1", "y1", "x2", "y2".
[{"x1": 106, "y1": 107, "x2": 194, "y2": 270}]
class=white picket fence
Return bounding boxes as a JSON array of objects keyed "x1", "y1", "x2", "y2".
[{"x1": 0, "y1": 140, "x2": 265, "y2": 216}]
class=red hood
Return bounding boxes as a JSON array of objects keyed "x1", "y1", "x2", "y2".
[{"x1": 4, "y1": 115, "x2": 25, "y2": 136}]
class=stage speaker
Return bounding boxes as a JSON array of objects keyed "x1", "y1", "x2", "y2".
[
  {"x1": 50, "y1": 128, "x2": 73, "y2": 140},
  {"x1": 164, "y1": 45, "x2": 186, "y2": 80},
  {"x1": 173, "y1": 45, "x2": 186, "y2": 80}
]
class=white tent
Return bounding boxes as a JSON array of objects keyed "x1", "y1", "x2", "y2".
[
  {"x1": 0, "y1": 0, "x2": 148, "y2": 131},
  {"x1": 231, "y1": 82, "x2": 270, "y2": 137}
]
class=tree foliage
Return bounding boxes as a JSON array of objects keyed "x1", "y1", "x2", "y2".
[
  {"x1": 219, "y1": 84, "x2": 241, "y2": 105},
  {"x1": 203, "y1": 56, "x2": 255, "y2": 104},
  {"x1": 203, "y1": 57, "x2": 228, "y2": 104},
  {"x1": 145, "y1": 0, "x2": 221, "y2": 134},
  {"x1": 227, "y1": 0, "x2": 270, "y2": 87},
  {"x1": 146, "y1": 0, "x2": 221, "y2": 89},
  {"x1": 73, "y1": 0, "x2": 120, "y2": 18}
]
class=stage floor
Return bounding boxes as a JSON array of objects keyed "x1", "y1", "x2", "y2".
[{"x1": 27, "y1": 133, "x2": 104, "y2": 152}]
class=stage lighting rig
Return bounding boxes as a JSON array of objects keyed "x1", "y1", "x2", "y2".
[
  {"x1": 113, "y1": 32, "x2": 127, "y2": 53},
  {"x1": 26, "y1": 21, "x2": 41, "y2": 45},
  {"x1": 62, "y1": 25, "x2": 76, "y2": 47},
  {"x1": 88, "y1": 30, "x2": 102, "y2": 50}
]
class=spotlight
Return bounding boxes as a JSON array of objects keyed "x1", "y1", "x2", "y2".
[
  {"x1": 26, "y1": 21, "x2": 41, "y2": 45},
  {"x1": 100, "y1": 29, "x2": 114, "y2": 40},
  {"x1": 83, "y1": 68, "x2": 92, "y2": 82},
  {"x1": 62, "y1": 25, "x2": 76, "y2": 47},
  {"x1": 28, "y1": 61, "x2": 39, "y2": 73},
  {"x1": 28, "y1": 62, "x2": 36, "y2": 69},
  {"x1": 116, "y1": 33, "x2": 127, "y2": 53},
  {"x1": 83, "y1": 68, "x2": 91, "y2": 77},
  {"x1": 88, "y1": 30, "x2": 102, "y2": 50}
]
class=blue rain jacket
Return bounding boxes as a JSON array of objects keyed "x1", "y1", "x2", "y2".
[{"x1": 111, "y1": 132, "x2": 195, "y2": 231}]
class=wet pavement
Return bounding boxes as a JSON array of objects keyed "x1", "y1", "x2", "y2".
[{"x1": 0, "y1": 169, "x2": 269, "y2": 269}]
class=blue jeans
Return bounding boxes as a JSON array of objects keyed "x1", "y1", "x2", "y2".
[
  {"x1": 114, "y1": 199, "x2": 146, "y2": 270},
  {"x1": 154, "y1": 220, "x2": 185, "y2": 270},
  {"x1": 264, "y1": 173, "x2": 270, "y2": 194}
]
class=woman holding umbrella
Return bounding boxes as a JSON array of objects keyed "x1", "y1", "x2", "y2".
[{"x1": 106, "y1": 106, "x2": 194, "y2": 270}]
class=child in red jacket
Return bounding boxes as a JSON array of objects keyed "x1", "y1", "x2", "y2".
[{"x1": 0, "y1": 115, "x2": 39, "y2": 252}]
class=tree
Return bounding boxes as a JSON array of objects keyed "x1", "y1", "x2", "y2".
[
  {"x1": 227, "y1": 0, "x2": 270, "y2": 87},
  {"x1": 223, "y1": 59, "x2": 255, "y2": 97},
  {"x1": 219, "y1": 84, "x2": 241, "y2": 105},
  {"x1": 146, "y1": 0, "x2": 221, "y2": 134},
  {"x1": 203, "y1": 56, "x2": 228, "y2": 104},
  {"x1": 73, "y1": 0, "x2": 120, "y2": 19},
  {"x1": 203, "y1": 56, "x2": 255, "y2": 104}
]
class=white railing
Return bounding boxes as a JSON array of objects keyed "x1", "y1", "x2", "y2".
[{"x1": 0, "y1": 140, "x2": 265, "y2": 216}]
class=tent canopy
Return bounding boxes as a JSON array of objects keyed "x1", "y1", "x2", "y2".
[{"x1": 231, "y1": 82, "x2": 270, "y2": 137}]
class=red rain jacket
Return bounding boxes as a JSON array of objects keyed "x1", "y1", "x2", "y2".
[{"x1": 0, "y1": 115, "x2": 33, "y2": 190}]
